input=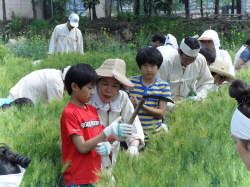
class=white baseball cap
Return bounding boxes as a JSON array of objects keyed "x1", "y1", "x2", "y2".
[{"x1": 68, "y1": 13, "x2": 79, "y2": 27}]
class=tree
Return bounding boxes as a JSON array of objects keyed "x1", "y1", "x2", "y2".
[
  {"x1": 31, "y1": 0, "x2": 37, "y2": 19},
  {"x1": 154, "y1": 0, "x2": 173, "y2": 16},
  {"x1": 134, "y1": 0, "x2": 140, "y2": 15},
  {"x1": 214, "y1": 0, "x2": 219, "y2": 14},
  {"x1": 2, "y1": 0, "x2": 6, "y2": 22},
  {"x1": 179, "y1": 0, "x2": 190, "y2": 17},
  {"x1": 82, "y1": 0, "x2": 100, "y2": 20}
]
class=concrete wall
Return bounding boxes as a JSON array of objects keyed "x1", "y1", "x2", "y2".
[
  {"x1": 242, "y1": 0, "x2": 250, "y2": 13},
  {"x1": 0, "y1": 0, "x2": 43, "y2": 20},
  {"x1": 0, "y1": 0, "x2": 106, "y2": 21}
]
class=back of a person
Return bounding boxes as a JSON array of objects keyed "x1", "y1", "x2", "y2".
[
  {"x1": 8, "y1": 69, "x2": 63, "y2": 104},
  {"x1": 156, "y1": 45, "x2": 179, "y2": 81},
  {"x1": 234, "y1": 45, "x2": 246, "y2": 66}
]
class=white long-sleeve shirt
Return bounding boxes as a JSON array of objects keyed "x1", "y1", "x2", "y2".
[
  {"x1": 48, "y1": 23, "x2": 84, "y2": 54},
  {"x1": 7, "y1": 69, "x2": 64, "y2": 104},
  {"x1": 157, "y1": 53, "x2": 214, "y2": 102},
  {"x1": 89, "y1": 90, "x2": 145, "y2": 168}
]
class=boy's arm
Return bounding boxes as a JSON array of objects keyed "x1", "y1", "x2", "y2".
[
  {"x1": 71, "y1": 132, "x2": 106, "y2": 154},
  {"x1": 141, "y1": 100, "x2": 167, "y2": 119},
  {"x1": 130, "y1": 96, "x2": 167, "y2": 119}
]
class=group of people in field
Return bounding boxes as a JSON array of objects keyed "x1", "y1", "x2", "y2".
[{"x1": 1, "y1": 12, "x2": 250, "y2": 187}]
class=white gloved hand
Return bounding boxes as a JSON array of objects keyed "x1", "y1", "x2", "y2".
[
  {"x1": 188, "y1": 96, "x2": 198, "y2": 101},
  {"x1": 127, "y1": 145, "x2": 138, "y2": 156},
  {"x1": 103, "y1": 122, "x2": 132, "y2": 138},
  {"x1": 94, "y1": 142, "x2": 111, "y2": 157}
]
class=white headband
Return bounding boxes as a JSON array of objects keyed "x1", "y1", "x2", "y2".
[
  {"x1": 231, "y1": 108, "x2": 250, "y2": 140},
  {"x1": 62, "y1": 66, "x2": 71, "y2": 80},
  {"x1": 180, "y1": 39, "x2": 200, "y2": 57}
]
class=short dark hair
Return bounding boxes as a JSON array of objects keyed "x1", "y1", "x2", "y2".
[
  {"x1": 229, "y1": 79, "x2": 250, "y2": 150},
  {"x1": 0, "y1": 97, "x2": 34, "y2": 110},
  {"x1": 152, "y1": 33, "x2": 166, "y2": 44},
  {"x1": 199, "y1": 47, "x2": 215, "y2": 64},
  {"x1": 64, "y1": 63, "x2": 99, "y2": 95},
  {"x1": 0, "y1": 143, "x2": 31, "y2": 175},
  {"x1": 246, "y1": 38, "x2": 250, "y2": 46},
  {"x1": 184, "y1": 37, "x2": 200, "y2": 50},
  {"x1": 136, "y1": 47, "x2": 163, "y2": 69}
]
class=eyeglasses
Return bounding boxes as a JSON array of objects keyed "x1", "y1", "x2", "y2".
[{"x1": 200, "y1": 40, "x2": 213, "y2": 44}]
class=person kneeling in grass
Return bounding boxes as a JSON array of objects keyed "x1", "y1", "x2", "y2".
[
  {"x1": 60, "y1": 63, "x2": 132, "y2": 186},
  {"x1": 229, "y1": 79, "x2": 250, "y2": 171},
  {"x1": 127, "y1": 47, "x2": 172, "y2": 144}
]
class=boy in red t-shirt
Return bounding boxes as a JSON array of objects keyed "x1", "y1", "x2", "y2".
[{"x1": 60, "y1": 63, "x2": 132, "y2": 186}]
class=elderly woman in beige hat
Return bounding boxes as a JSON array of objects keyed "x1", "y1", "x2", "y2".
[{"x1": 88, "y1": 58, "x2": 145, "y2": 170}]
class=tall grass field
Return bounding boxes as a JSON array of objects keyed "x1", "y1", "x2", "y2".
[{"x1": 0, "y1": 21, "x2": 249, "y2": 186}]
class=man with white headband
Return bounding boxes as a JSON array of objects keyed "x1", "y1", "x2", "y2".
[
  {"x1": 229, "y1": 79, "x2": 250, "y2": 170},
  {"x1": 157, "y1": 36, "x2": 214, "y2": 110},
  {"x1": 7, "y1": 66, "x2": 71, "y2": 104},
  {"x1": 49, "y1": 13, "x2": 84, "y2": 55}
]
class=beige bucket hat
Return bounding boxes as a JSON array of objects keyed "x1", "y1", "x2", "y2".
[
  {"x1": 95, "y1": 58, "x2": 134, "y2": 90},
  {"x1": 209, "y1": 60, "x2": 236, "y2": 82}
]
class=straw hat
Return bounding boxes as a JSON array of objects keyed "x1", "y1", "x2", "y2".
[
  {"x1": 95, "y1": 59, "x2": 134, "y2": 90},
  {"x1": 209, "y1": 60, "x2": 236, "y2": 82}
]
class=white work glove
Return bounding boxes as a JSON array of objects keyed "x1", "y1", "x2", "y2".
[
  {"x1": 94, "y1": 142, "x2": 111, "y2": 157},
  {"x1": 188, "y1": 96, "x2": 198, "y2": 101},
  {"x1": 103, "y1": 122, "x2": 132, "y2": 138},
  {"x1": 127, "y1": 145, "x2": 138, "y2": 156}
]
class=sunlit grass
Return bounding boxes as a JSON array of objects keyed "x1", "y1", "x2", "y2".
[{"x1": 1, "y1": 21, "x2": 250, "y2": 186}]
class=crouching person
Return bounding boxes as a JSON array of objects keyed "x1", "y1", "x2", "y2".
[{"x1": 0, "y1": 143, "x2": 31, "y2": 187}]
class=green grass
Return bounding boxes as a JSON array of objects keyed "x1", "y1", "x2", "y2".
[{"x1": 1, "y1": 19, "x2": 250, "y2": 186}]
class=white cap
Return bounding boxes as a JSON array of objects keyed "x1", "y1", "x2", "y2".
[{"x1": 68, "y1": 13, "x2": 79, "y2": 27}]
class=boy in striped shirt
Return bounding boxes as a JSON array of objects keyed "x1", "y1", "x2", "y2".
[{"x1": 127, "y1": 47, "x2": 172, "y2": 142}]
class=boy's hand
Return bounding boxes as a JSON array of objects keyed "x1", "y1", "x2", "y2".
[
  {"x1": 103, "y1": 122, "x2": 132, "y2": 138},
  {"x1": 94, "y1": 142, "x2": 110, "y2": 157},
  {"x1": 130, "y1": 96, "x2": 138, "y2": 108}
]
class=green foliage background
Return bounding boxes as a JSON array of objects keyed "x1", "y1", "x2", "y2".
[{"x1": 0, "y1": 16, "x2": 249, "y2": 186}]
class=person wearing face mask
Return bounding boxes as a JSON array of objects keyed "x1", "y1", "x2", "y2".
[{"x1": 198, "y1": 29, "x2": 235, "y2": 76}]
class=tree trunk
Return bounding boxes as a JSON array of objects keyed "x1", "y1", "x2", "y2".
[
  {"x1": 92, "y1": 3, "x2": 97, "y2": 19},
  {"x1": 185, "y1": 0, "x2": 190, "y2": 17},
  {"x1": 2, "y1": 0, "x2": 7, "y2": 22},
  {"x1": 149, "y1": 0, "x2": 152, "y2": 17},
  {"x1": 144, "y1": 0, "x2": 148, "y2": 16},
  {"x1": 200, "y1": 0, "x2": 203, "y2": 17},
  {"x1": 214, "y1": 0, "x2": 219, "y2": 14},
  {"x1": 134, "y1": 0, "x2": 140, "y2": 15},
  {"x1": 231, "y1": 0, "x2": 234, "y2": 15},
  {"x1": 31, "y1": 0, "x2": 37, "y2": 19}
]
